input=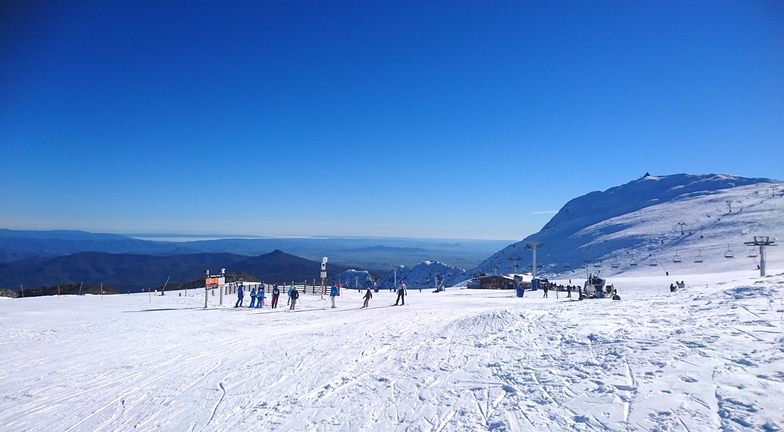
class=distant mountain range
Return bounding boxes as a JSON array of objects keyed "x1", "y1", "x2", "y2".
[
  {"x1": 0, "y1": 230, "x2": 510, "y2": 270},
  {"x1": 0, "y1": 250, "x2": 353, "y2": 293}
]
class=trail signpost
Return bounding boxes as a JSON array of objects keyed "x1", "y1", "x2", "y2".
[{"x1": 204, "y1": 268, "x2": 226, "y2": 308}]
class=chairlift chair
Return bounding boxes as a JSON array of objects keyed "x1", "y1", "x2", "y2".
[
  {"x1": 649, "y1": 256, "x2": 658, "y2": 266},
  {"x1": 747, "y1": 247, "x2": 758, "y2": 258},
  {"x1": 694, "y1": 251, "x2": 704, "y2": 263},
  {"x1": 611, "y1": 260, "x2": 620, "y2": 269},
  {"x1": 629, "y1": 258, "x2": 638, "y2": 266},
  {"x1": 673, "y1": 251, "x2": 682, "y2": 263},
  {"x1": 724, "y1": 245, "x2": 734, "y2": 259}
]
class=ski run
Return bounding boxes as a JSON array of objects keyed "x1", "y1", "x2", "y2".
[{"x1": 1, "y1": 270, "x2": 782, "y2": 431}]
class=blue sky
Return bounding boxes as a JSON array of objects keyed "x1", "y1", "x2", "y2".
[{"x1": 2, "y1": 1, "x2": 782, "y2": 240}]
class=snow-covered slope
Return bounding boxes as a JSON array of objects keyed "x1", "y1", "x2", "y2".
[
  {"x1": 0, "y1": 270, "x2": 782, "y2": 431},
  {"x1": 476, "y1": 174, "x2": 784, "y2": 280}
]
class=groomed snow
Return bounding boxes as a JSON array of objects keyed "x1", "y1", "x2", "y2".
[{"x1": 1, "y1": 269, "x2": 783, "y2": 431}]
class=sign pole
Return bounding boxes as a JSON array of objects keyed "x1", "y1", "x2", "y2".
[{"x1": 320, "y1": 257, "x2": 328, "y2": 300}]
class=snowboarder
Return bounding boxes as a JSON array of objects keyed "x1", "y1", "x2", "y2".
[
  {"x1": 330, "y1": 285, "x2": 339, "y2": 308},
  {"x1": 290, "y1": 286, "x2": 299, "y2": 310},
  {"x1": 258, "y1": 287, "x2": 266, "y2": 308},
  {"x1": 249, "y1": 287, "x2": 257, "y2": 308},
  {"x1": 362, "y1": 287, "x2": 372, "y2": 308},
  {"x1": 394, "y1": 282, "x2": 406, "y2": 306},
  {"x1": 234, "y1": 284, "x2": 244, "y2": 307},
  {"x1": 271, "y1": 284, "x2": 280, "y2": 309}
]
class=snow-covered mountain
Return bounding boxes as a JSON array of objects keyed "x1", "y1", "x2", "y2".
[
  {"x1": 474, "y1": 173, "x2": 784, "y2": 280},
  {"x1": 328, "y1": 269, "x2": 375, "y2": 289},
  {"x1": 375, "y1": 261, "x2": 467, "y2": 290}
]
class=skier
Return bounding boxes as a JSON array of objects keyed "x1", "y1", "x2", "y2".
[
  {"x1": 394, "y1": 282, "x2": 406, "y2": 306},
  {"x1": 542, "y1": 282, "x2": 549, "y2": 298},
  {"x1": 258, "y1": 287, "x2": 266, "y2": 308},
  {"x1": 330, "y1": 284, "x2": 339, "y2": 308},
  {"x1": 287, "y1": 284, "x2": 294, "y2": 306},
  {"x1": 567, "y1": 285, "x2": 572, "y2": 298},
  {"x1": 249, "y1": 287, "x2": 257, "y2": 308},
  {"x1": 362, "y1": 287, "x2": 372, "y2": 308},
  {"x1": 234, "y1": 284, "x2": 244, "y2": 307},
  {"x1": 271, "y1": 284, "x2": 280, "y2": 309},
  {"x1": 290, "y1": 286, "x2": 299, "y2": 310}
]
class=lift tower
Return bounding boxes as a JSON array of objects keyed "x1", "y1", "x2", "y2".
[{"x1": 744, "y1": 236, "x2": 776, "y2": 277}]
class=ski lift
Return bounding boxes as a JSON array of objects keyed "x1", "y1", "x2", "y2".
[
  {"x1": 694, "y1": 251, "x2": 704, "y2": 263},
  {"x1": 562, "y1": 263, "x2": 571, "y2": 269},
  {"x1": 747, "y1": 247, "x2": 758, "y2": 258},
  {"x1": 724, "y1": 245, "x2": 734, "y2": 259},
  {"x1": 649, "y1": 255, "x2": 658, "y2": 266},
  {"x1": 580, "y1": 261, "x2": 588, "y2": 269},
  {"x1": 673, "y1": 251, "x2": 682, "y2": 263},
  {"x1": 629, "y1": 258, "x2": 638, "y2": 266},
  {"x1": 549, "y1": 263, "x2": 557, "y2": 268},
  {"x1": 593, "y1": 262, "x2": 602, "y2": 268},
  {"x1": 611, "y1": 260, "x2": 620, "y2": 269}
]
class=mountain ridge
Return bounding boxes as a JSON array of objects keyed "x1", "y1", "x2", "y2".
[{"x1": 472, "y1": 173, "x2": 783, "y2": 280}]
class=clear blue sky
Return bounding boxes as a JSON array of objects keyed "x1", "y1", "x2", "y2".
[{"x1": 2, "y1": 1, "x2": 782, "y2": 240}]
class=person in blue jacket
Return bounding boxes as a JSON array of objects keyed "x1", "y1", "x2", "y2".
[
  {"x1": 249, "y1": 287, "x2": 257, "y2": 308},
  {"x1": 258, "y1": 287, "x2": 266, "y2": 308},
  {"x1": 330, "y1": 285, "x2": 339, "y2": 308},
  {"x1": 289, "y1": 286, "x2": 299, "y2": 310},
  {"x1": 234, "y1": 284, "x2": 244, "y2": 308}
]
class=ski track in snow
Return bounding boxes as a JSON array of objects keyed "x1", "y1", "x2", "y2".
[{"x1": 0, "y1": 270, "x2": 783, "y2": 431}]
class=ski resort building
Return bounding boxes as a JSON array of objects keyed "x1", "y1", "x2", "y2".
[{"x1": 477, "y1": 275, "x2": 516, "y2": 289}]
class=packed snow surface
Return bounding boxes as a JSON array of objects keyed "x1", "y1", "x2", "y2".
[{"x1": 1, "y1": 270, "x2": 783, "y2": 431}]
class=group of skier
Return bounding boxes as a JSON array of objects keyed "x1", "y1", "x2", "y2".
[
  {"x1": 233, "y1": 283, "x2": 292, "y2": 310},
  {"x1": 232, "y1": 280, "x2": 408, "y2": 310}
]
